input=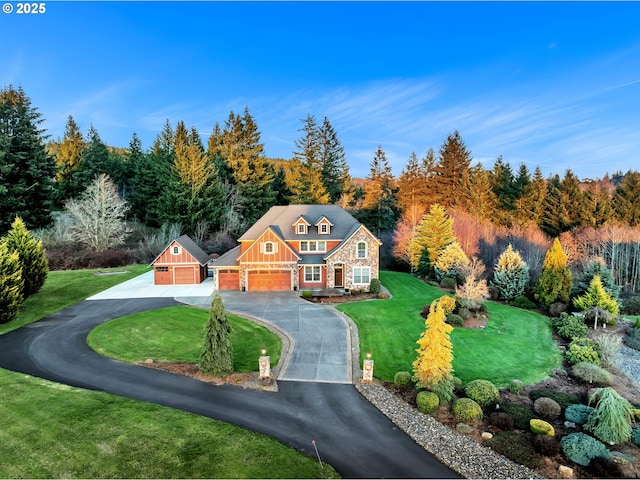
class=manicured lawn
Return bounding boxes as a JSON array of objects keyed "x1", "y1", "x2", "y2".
[
  {"x1": 0, "y1": 265, "x2": 151, "y2": 334},
  {"x1": 338, "y1": 270, "x2": 561, "y2": 387},
  {"x1": 0, "y1": 368, "x2": 338, "y2": 479},
  {"x1": 88, "y1": 306, "x2": 281, "y2": 371}
]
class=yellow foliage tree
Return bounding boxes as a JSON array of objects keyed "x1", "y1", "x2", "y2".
[
  {"x1": 413, "y1": 203, "x2": 455, "y2": 272},
  {"x1": 434, "y1": 241, "x2": 469, "y2": 280},
  {"x1": 413, "y1": 297, "x2": 454, "y2": 390}
]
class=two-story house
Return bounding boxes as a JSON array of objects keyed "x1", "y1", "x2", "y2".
[{"x1": 211, "y1": 204, "x2": 382, "y2": 292}]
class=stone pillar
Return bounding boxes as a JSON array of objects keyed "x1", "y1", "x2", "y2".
[
  {"x1": 362, "y1": 353, "x2": 374, "y2": 382},
  {"x1": 259, "y1": 351, "x2": 270, "y2": 379}
]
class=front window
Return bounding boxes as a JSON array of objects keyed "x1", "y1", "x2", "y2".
[
  {"x1": 356, "y1": 242, "x2": 367, "y2": 259},
  {"x1": 300, "y1": 241, "x2": 326, "y2": 252},
  {"x1": 304, "y1": 266, "x2": 321, "y2": 282},
  {"x1": 353, "y1": 266, "x2": 370, "y2": 285}
]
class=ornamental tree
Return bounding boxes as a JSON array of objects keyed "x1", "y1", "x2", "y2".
[
  {"x1": 200, "y1": 293, "x2": 234, "y2": 377},
  {"x1": 434, "y1": 241, "x2": 469, "y2": 282},
  {"x1": 413, "y1": 296, "x2": 454, "y2": 402},
  {"x1": 3, "y1": 216, "x2": 48, "y2": 298},
  {"x1": 573, "y1": 275, "x2": 620, "y2": 317},
  {"x1": 573, "y1": 257, "x2": 619, "y2": 300},
  {"x1": 534, "y1": 238, "x2": 573, "y2": 307},
  {"x1": 414, "y1": 203, "x2": 455, "y2": 275},
  {"x1": 492, "y1": 244, "x2": 529, "y2": 300},
  {"x1": 0, "y1": 241, "x2": 24, "y2": 324}
]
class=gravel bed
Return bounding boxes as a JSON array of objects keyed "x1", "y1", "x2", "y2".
[
  {"x1": 617, "y1": 345, "x2": 640, "y2": 386},
  {"x1": 355, "y1": 382, "x2": 542, "y2": 479}
]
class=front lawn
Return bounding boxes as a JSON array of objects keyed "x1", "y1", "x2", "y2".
[
  {"x1": 338, "y1": 271, "x2": 561, "y2": 387},
  {"x1": 0, "y1": 368, "x2": 337, "y2": 478},
  {"x1": 0, "y1": 265, "x2": 150, "y2": 334},
  {"x1": 88, "y1": 306, "x2": 281, "y2": 371}
]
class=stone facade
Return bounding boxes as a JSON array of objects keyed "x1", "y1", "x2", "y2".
[{"x1": 325, "y1": 226, "x2": 380, "y2": 291}]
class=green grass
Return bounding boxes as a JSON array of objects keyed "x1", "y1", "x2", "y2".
[
  {"x1": 338, "y1": 270, "x2": 561, "y2": 387},
  {"x1": 1, "y1": 265, "x2": 151, "y2": 334},
  {"x1": 88, "y1": 306, "x2": 281, "y2": 371},
  {"x1": 0, "y1": 368, "x2": 338, "y2": 479}
]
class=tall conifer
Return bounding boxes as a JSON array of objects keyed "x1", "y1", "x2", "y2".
[
  {"x1": 200, "y1": 293, "x2": 234, "y2": 377},
  {"x1": 3, "y1": 217, "x2": 48, "y2": 298}
]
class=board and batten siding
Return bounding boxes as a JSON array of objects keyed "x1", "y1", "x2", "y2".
[{"x1": 238, "y1": 230, "x2": 298, "y2": 264}]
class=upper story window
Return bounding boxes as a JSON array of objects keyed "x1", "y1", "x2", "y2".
[
  {"x1": 319, "y1": 223, "x2": 329, "y2": 234},
  {"x1": 300, "y1": 241, "x2": 326, "y2": 253},
  {"x1": 297, "y1": 223, "x2": 307, "y2": 234},
  {"x1": 172, "y1": 245, "x2": 181, "y2": 255},
  {"x1": 356, "y1": 241, "x2": 367, "y2": 259},
  {"x1": 264, "y1": 242, "x2": 274, "y2": 254}
]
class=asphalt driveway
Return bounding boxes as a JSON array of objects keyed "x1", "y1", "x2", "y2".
[
  {"x1": 0, "y1": 298, "x2": 459, "y2": 479},
  {"x1": 88, "y1": 271, "x2": 352, "y2": 384}
]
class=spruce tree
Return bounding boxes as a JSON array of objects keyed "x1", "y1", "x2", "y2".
[
  {"x1": 534, "y1": 238, "x2": 573, "y2": 307},
  {"x1": 0, "y1": 241, "x2": 24, "y2": 324},
  {"x1": 0, "y1": 85, "x2": 56, "y2": 231},
  {"x1": 54, "y1": 115, "x2": 87, "y2": 204},
  {"x1": 200, "y1": 293, "x2": 234, "y2": 377},
  {"x1": 573, "y1": 275, "x2": 620, "y2": 317},
  {"x1": 319, "y1": 116, "x2": 351, "y2": 203},
  {"x1": 359, "y1": 146, "x2": 398, "y2": 237},
  {"x1": 573, "y1": 258, "x2": 619, "y2": 299},
  {"x1": 492, "y1": 244, "x2": 529, "y2": 300},
  {"x1": 612, "y1": 170, "x2": 640, "y2": 226},
  {"x1": 3, "y1": 217, "x2": 48, "y2": 298},
  {"x1": 518, "y1": 166, "x2": 547, "y2": 227},
  {"x1": 413, "y1": 203, "x2": 455, "y2": 274},
  {"x1": 460, "y1": 163, "x2": 498, "y2": 221},
  {"x1": 430, "y1": 131, "x2": 472, "y2": 207}
]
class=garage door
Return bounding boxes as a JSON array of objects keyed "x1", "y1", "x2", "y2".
[
  {"x1": 174, "y1": 266, "x2": 196, "y2": 284},
  {"x1": 248, "y1": 270, "x2": 291, "y2": 291},
  {"x1": 154, "y1": 266, "x2": 171, "y2": 285},
  {"x1": 218, "y1": 270, "x2": 239, "y2": 290}
]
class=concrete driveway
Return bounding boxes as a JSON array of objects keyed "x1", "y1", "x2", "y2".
[{"x1": 88, "y1": 271, "x2": 352, "y2": 384}]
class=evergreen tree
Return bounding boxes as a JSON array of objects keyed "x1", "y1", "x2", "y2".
[
  {"x1": 413, "y1": 203, "x2": 455, "y2": 274},
  {"x1": 392, "y1": 203, "x2": 427, "y2": 272},
  {"x1": 433, "y1": 241, "x2": 469, "y2": 282},
  {"x1": 200, "y1": 293, "x2": 234, "y2": 377},
  {"x1": 573, "y1": 275, "x2": 620, "y2": 317},
  {"x1": 3, "y1": 217, "x2": 48, "y2": 298},
  {"x1": 430, "y1": 131, "x2": 472, "y2": 207},
  {"x1": 492, "y1": 244, "x2": 529, "y2": 300},
  {"x1": 612, "y1": 170, "x2": 640, "y2": 226},
  {"x1": 413, "y1": 296, "x2": 455, "y2": 402},
  {"x1": 73, "y1": 125, "x2": 115, "y2": 192},
  {"x1": 319, "y1": 116, "x2": 351, "y2": 203},
  {"x1": 54, "y1": 115, "x2": 86, "y2": 204},
  {"x1": 573, "y1": 257, "x2": 620, "y2": 299},
  {"x1": 0, "y1": 85, "x2": 56, "y2": 231},
  {"x1": 490, "y1": 156, "x2": 518, "y2": 217},
  {"x1": 518, "y1": 166, "x2": 547, "y2": 227},
  {"x1": 540, "y1": 174, "x2": 571, "y2": 237},
  {"x1": 359, "y1": 146, "x2": 398, "y2": 237},
  {"x1": 561, "y1": 169, "x2": 590, "y2": 228},
  {"x1": 534, "y1": 238, "x2": 573, "y2": 307},
  {"x1": 397, "y1": 152, "x2": 430, "y2": 213},
  {"x1": 460, "y1": 163, "x2": 498, "y2": 221},
  {"x1": 584, "y1": 181, "x2": 614, "y2": 227},
  {"x1": 0, "y1": 240, "x2": 24, "y2": 324}
]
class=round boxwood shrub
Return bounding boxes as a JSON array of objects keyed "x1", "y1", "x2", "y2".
[
  {"x1": 557, "y1": 316, "x2": 589, "y2": 340},
  {"x1": 534, "y1": 397, "x2": 562, "y2": 420},
  {"x1": 509, "y1": 295, "x2": 537, "y2": 310},
  {"x1": 501, "y1": 403, "x2": 535, "y2": 430},
  {"x1": 377, "y1": 292, "x2": 390, "y2": 299},
  {"x1": 416, "y1": 391, "x2": 440, "y2": 414},
  {"x1": 445, "y1": 313, "x2": 464, "y2": 327},
  {"x1": 393, "y1": 371, "x2": 412, "y2": 388},
  {"x1": 571, "y1": 362, "x2": 612, "y2": 385},
  {"x1": 509, "y1": 379, "x2": 524, "y2": 395},
  {"x1": 452, "y1": 376, "x2": 463, "y2": 392},
  {"x1": 464, "y1": 379, "x2": 499, "y2": 407},
  {"x1": 565, "y1": 404, "x2": 595, "y2": 425},
  {"x1": 529, "y1": 389, "x2": 582, "y2": 410},
  {"x1": 566, "y1": 338, "x2": 601, "y2": 365},
  {"x1": 560, "y1": 432, "x2": 610, "y2": 466},
  {"x1": 530, "y1": 418, "x2": 555, "y2": 436},
  {"x1": 452, "y1": 397, "x2": 483, "y2": 422},
  {"x1": 369, "y1": 278, "x2": 381, "y2": 294}
]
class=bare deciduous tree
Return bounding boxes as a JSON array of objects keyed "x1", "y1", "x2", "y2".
[{"x1": 65, "y1": 174, "x2": 131, "y2": 252}]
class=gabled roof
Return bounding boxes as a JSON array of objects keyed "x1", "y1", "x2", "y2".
[
  {"x1": 210, "y1": 245, "x2": 241, "y2": 268},
  {"x1": 151, "y1": 234, "x2": 212, "y2": 266},
  {"x1": 237, "y1": 225, "x2": 301, "y2": 262},
  {"x1": 239, "y1": 205, "x2": 365, "y2": 242},
  {"x1": 324, "y1": 223, "x2": 383, "y2": 260}
]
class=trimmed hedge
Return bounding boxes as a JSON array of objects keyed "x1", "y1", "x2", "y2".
[{"x1": 464, "y1": 379, "x2": 499, "y2": 407}]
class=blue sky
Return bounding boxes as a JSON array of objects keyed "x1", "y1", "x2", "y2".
[{"x1": 2, "y1": 1, "x2": 639, "y2": 179}]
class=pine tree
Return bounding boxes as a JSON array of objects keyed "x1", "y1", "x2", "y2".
[
  {"x1": 413, "y1": 203, "x2": 455, "y2": 274},
  {"x1": 430, "y1": 131, "x2": 472, "y2": 207},
  {"x1": 573, "y1": 257, "x2": 619, "y2": 299},
  {"x1": 612, "y1": 170, "x2": 640, "y2": 226},
  {"x1": 74, "y1": 125, "x2": 117, "y2": 193},
  {"x1": 319, "y1": 116, "x2": 351, "y2": 203},
  {"x1": 492, "y1": 244, "x2": 529, "y2": 300},
  {"x1": 518, "y1": 166, "x2": 547, "y2": 227},
  {"x1": 490, "y1": 156, "x2": 518, "y2": 215},
  {"x1": 413, "y1": 296, "x2": 454, "y2": 401},
  {"x1": 359, "y1": 146, "x2": 398, "y2": 237},
  {"x1": 54, "y1": 115, "x2": 87, "y2": 204},
  {"x1": 573, "y1": 275, "x2": 620, "y2": 317},
  {"x1": 3, "y1": 217, "x2": 48, "y2": 298},
  {"x1": 0, "y1": 241, "x2": 24, "y2": 324},
  {"x1": 460, "y1": 163, "x2": 498, "y2": 221},
  {"x1": 200, "y1": 293, "x2": 234, "y2": 377},
  {"x1": 534, "y1": 238, "x2": 573, "y2": 307},
  {"x1": 0, "y1": 85, "x2": 56, "y2": 231}
]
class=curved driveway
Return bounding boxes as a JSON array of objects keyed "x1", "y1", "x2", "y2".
[{"x1": 0, "y1": 298, "x2": 458, "y2": 478}]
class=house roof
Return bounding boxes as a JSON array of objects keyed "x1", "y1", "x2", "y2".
[
  {"x1": 151, "y1": 234, "x2": 212, "y2": 266},
  {"x1": 211, "y1": 245, "x2": 241, "y2": 268},
  {"x1": 239, "y1": 205, "x2": 363, "y2": 242}
]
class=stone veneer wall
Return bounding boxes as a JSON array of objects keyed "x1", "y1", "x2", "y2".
[{"x1": 326, "y1": 228, "x2": 379, "y2": 290}]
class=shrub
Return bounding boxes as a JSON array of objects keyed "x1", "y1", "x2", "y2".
[
  {"x1": 452, "y1": 398, "x2": 483, "y2": 422},
  {"x1": 557, "y1": 316, "x2": 588, "y2": 341},
  {"x1": 533, "y1": 397, "x2": 561, "y2": 420},
  {"x1": 623, "y1": 295, "x2": 640, "y2": 315},
  {"x1": 501, "y1": 403, "x2": 535, "y2": 430},
  {"x1": 301, "y1": 290, "x2": 313, "y2": 300},
  {"x1": 377, "y1": 292, "x2": 389, "y2": 299},
  {"x1": 452, "y1": 376, "x2": 463, "y2": 392},
  {"x1": 633, "y1": 426, "x2": 640, "y2": 446},
  {"x1": 573, "y1": 275, "x2": 620, "y2": 317},
  {"x1": 560, "y1": 432, "x2": 610, "y2": 466},
  {"x1": 485, "y1": 432, "x2": 542, "y2": 469},
  {"x1": 393, "y1": 371, "x2": 412, "y2": 388},
  {"x1": 369, "y1": 278, "x2": 381, "y2": 294},
  {"x1": 509, "y1": 379, "x2": 524, "y2": 395},
  {"x1": 583, "y1": 307, "x2": 614, "y2": 328},
  {"x1": 509, "y1": 295, "x2": 537, "y2": 310},
  {"x1": 530, "y1": 419, "x2": 555, "y2": 436},
  {"x1": 588, "y1": 457, "x2": 625, "y2": 479},
  {"x1": 566, "y1": 338, "x2": 601, "y2": 366},
  {"x1": 585, "y1": 387, "x2": 634, "y2": 445},
  {"x1": 429, "y1": 376, "x2": 456, "y2": 405},
  {"x1": 456, "y1": 423, "x2": 473, "y2": 434},
  {"x1": 533, "y1": 435, "x2": 560, "y2": 455},
  {"x1": 456, "y1": 306, "x2": 471, "y2": 320},
  {"x1": 565, "y1": 404, "x2": 595, "y2": 425},
  {"x1": 440, "y1": 277, "x2": 456, "y2": 290},
  {"x1": 489, "y1": 412, "x2": 514, "y2": 430},
  {"x1": 492, "y1": 244, "x2": 530, "y2": 300},
  {"x1": 529, "y1": 389, "x2": 581, "y2": 410},
  {"x1": 571, "y1": 362, "x2": 612, "y2": 385},
  {"x1": 445, "y1": 313, "x2": 464, "y2": 327},
  {"x1": 416, "y1": 391, "x2": 439, "y2": 414},
  {"x1": 594, "y1": 332, "x2": 622, "y2": 368},
  {"x1": 624, "y1": 325, "x2": 640, "y2": 351},
  {"x1": 464, "y1": 379, "x2": 499, "y2": 407}
]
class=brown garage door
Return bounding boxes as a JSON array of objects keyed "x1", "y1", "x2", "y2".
[
  {"x1": 218, "y1": 270, "x2": 239, "y2": 290},
  {"x1": 174, "y1": 266, "x2": 196, "y2": 284},
  {"x1": 154, "y1": 266, "x2": 171, "y2": 285},
  {"x1": 248, "y1": 270, "x2": 291, "y2": 291}
]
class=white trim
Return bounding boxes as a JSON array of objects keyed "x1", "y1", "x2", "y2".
[
  {"x1": 356, "y1": 241, "x2": 367, "y2": 259},
  {"x1": 304, "y1": 265, "x2": 322, "y2": 283},
  {"x1": 353, "y1": 266, "x2": 371, "y2": 285},
  {"x1": 172, "y1": 245, "x2": 182, "y2": 255},
  {"x1": 300, "y1": 240, "x2": 327, "y2": 253},
  {"x1": 263, "y1": 241, "x2": 276, "y2": 254}
]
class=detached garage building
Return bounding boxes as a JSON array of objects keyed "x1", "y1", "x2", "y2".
[{"x1": 151, "y1": 235, "x2": 212, "y2": 285}]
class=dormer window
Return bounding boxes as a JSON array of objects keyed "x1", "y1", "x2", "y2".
[
  {"x1": 315, "y1": 216, "x2": 333, "y2": 235},
  {"x1": 297, "y1": 223, "x2": 307, "y2": 234},
  {"x1": 319, "y1": 223, "x2": 329, "y2": 234}
]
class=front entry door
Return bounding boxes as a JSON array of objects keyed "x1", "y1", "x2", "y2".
[{"x1": 334, "y1": 265, "x2": 344, "y2": 288}]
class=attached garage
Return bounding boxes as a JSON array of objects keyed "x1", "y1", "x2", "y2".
[
  {"x1": 247, "y1": 270, "x2": 292, "y2": 291},
  {"x1": 218, "y1": 269, "x2": 240, "y2": 290}
]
